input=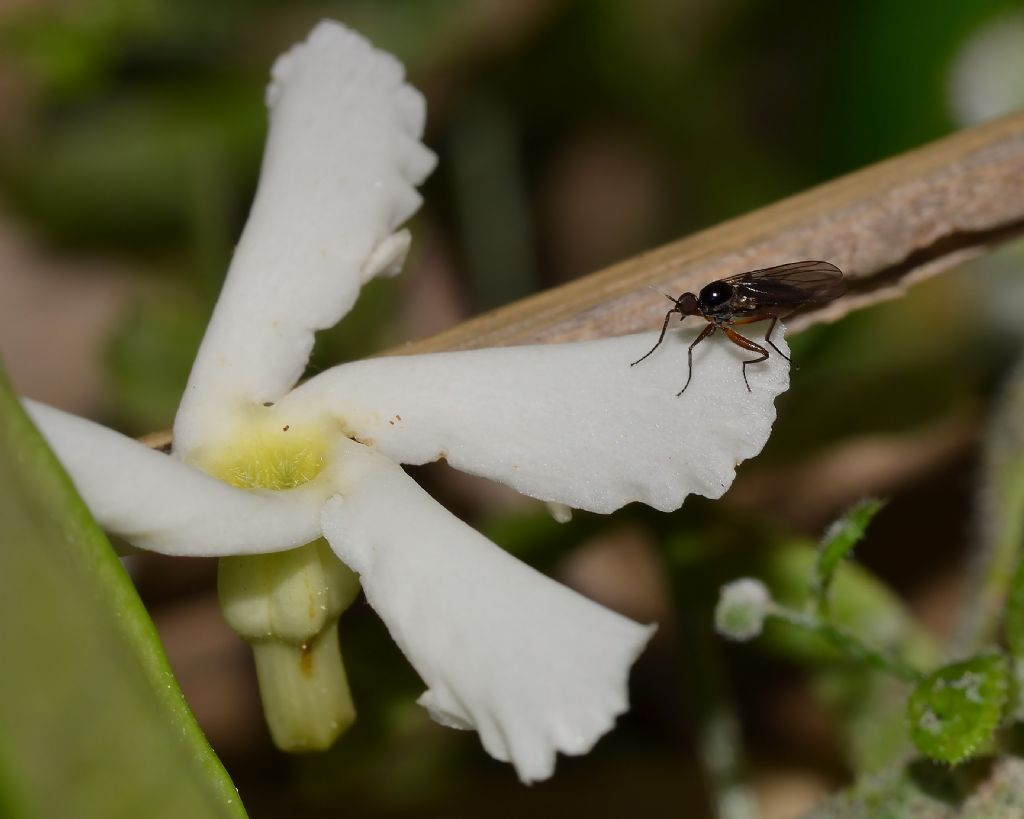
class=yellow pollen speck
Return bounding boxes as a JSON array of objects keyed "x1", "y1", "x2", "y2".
[{"x1": 198, "y1": 413, "x2": 329, "y2": 490}]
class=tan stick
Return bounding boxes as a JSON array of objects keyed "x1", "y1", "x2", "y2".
[{"x1": 394, "y1": 109, "x2": 1024, "y2": 354}]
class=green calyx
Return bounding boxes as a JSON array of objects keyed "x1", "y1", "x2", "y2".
[{"x1": 219, "y1": 540, "x2": 361, "y2": 751}]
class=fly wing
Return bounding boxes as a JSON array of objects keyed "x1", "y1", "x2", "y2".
[{"x1": 724, "y1": 261, "x2": 845, "y2": 307}]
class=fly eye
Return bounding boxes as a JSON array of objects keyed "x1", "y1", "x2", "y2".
[{"x1": 700, "y1": 281, "x2": 733, "y2": 307}]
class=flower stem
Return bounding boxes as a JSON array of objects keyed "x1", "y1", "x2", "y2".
[
  {"x1": 668, "y1": 547, "x2": 757, "y2": 819},
  {"x1": 954, "y1": 354, "x2": 1024, "y2": 653},
  {"x1": 770, "y1": 606, "x2": 923, "y2": 683},
  {"x1": 251, "y1": 620, "x2": 355, "y2": 750},
  {"x1": 218, "y1": 540, "x2": 361, "y2": 751}
]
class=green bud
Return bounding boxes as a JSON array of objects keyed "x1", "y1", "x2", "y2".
[{"x1": 715, "y1": 578, "x2": 772, "y2": 642}]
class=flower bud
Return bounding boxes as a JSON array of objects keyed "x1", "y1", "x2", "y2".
[{"x1": 715, "y1": 578, "x2": 772, "y2": 642}]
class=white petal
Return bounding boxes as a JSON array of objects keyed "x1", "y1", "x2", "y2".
[
  {"x1": 25, "y1": 401, "x2": 325, "y2": 556},
  {"x1": 282, "y1": 323, "x2": 790, "y2": 513},
  {"x1": 321, "y1": 441, "x2": 654, "y2": 783},
  {"x1": 175, "y1": 20, "x2": 436, "y2": 455}
]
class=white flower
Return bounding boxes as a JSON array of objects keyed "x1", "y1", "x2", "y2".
[{"x1": 22, "y1": 20, "x2": 791, "y2": 783}]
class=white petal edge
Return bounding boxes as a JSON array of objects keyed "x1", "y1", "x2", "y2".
[
  {"x1": 25, "y1": 401, "x2": 326, "y2": 557},
  {"x1": 175, "y1": 19, "x2": 436, "y2": 456},
  {"x1": 321, "y1": 440, "x2": 654, "y2": 783},
  {"x1": 281, "y1": 322, "x2": 790, "y2": 514}
]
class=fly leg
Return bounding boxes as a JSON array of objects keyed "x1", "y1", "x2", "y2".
[
  {"x1": 722, "y1": 326, "x2": 770, "y2": 392},
  {"x1": 763, "y1": 316, "x2": 790, "y2": 361},
  {"x1": 678, "y1": 323, "x2": 716, "y2": 396},
  {"x1": 632, "y1": 308, "x2": 681, "y2": 366}
]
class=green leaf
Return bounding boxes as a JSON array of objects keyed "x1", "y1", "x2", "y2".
[
  {"x1": 0, "y1": 361, "x2": 248, "y2": 819},
  {"x1": 811, "y1": 498, "x2": 886, "y2": 615},
  {"x1": 907, "y1": 654, "x2": 1009, "y2": 765}
]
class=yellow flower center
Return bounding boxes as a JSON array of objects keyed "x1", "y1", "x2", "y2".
[
  {"x1": 198, "y1": 409, "x2": 358, "y2": 750},
  {"x1": 200, "y1": 412, "x2": 329, "y2": 491}
]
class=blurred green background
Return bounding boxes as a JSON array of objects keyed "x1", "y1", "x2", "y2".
[{"x1": 2, "y1": 1, "x2": 1024, "y2": 817}]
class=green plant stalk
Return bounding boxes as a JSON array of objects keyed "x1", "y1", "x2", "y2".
[
  {"x1": 0, "y1": 361, "x2": 247, "y2": 818},
  {"x1": 956, "y1": 353, "x2": 1024, "y2": 653},
  {"x1": 757, "y1": 541, "x2": 939, "y2": 672},
  {"x1": 667, "y1": 543, "x2": 756, "y2": 819},
  {"x1": 770, "y1": 607, "x2": 924, "y2": 684},
  {"x1": 1006, "y1": 554, "x2": 1024, "y2": 718},
  {"x1": 1008, "y1": 556, "x2": 1024, "y2": 662},
  {"x1": 698, "y1": 704, "x2": 758, "y2": 819},
  {"x1": 758, "y1": 541, "x2": 939, "y2": 771}
]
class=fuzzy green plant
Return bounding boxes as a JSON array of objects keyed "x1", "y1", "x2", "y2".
[{"x1": 716, "y1": 347, "x2": 1024, "y2": 817}]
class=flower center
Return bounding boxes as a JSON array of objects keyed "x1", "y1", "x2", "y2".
[{"x1": 200, "y1": 413, "x2": 329, "y2": 490}]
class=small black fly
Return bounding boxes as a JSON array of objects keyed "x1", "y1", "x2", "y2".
[{"x1": 632, "y1": 260, "x2": 846, "y2": 394}]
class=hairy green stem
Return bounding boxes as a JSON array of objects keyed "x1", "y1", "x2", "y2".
[{"x1": 771, "y1": 606, "x2": 924, "y2": 684}]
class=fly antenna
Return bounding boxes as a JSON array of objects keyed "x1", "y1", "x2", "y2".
[{"x1": 646, "y1": 284, "x2": 677, "y2": 303}]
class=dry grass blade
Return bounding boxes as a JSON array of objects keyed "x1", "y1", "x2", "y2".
[{"x1": 396, "y1": 109, "x2": 1024, "y2": 353}]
